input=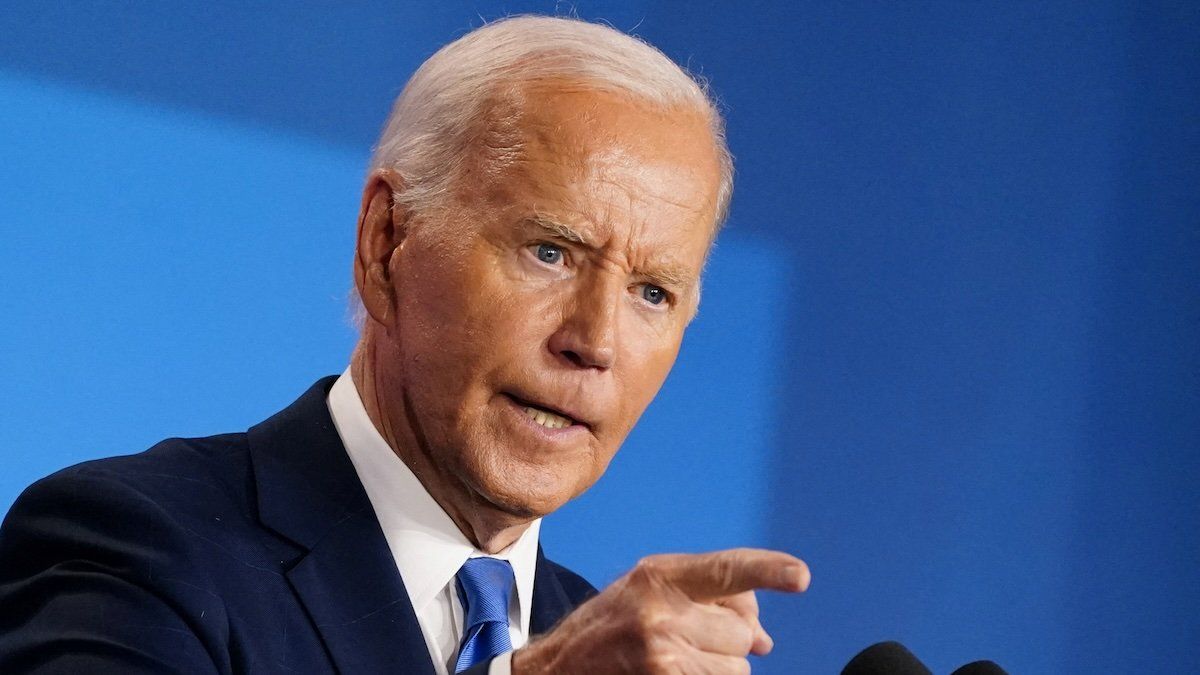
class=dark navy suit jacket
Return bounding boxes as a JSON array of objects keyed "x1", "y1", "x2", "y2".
[{"x1": 0, "y1": 378, "x2": 597, "y2": 673}]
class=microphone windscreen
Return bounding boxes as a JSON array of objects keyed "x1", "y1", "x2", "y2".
[
  {"x1": 950, "y1": 661, "x2": 1008, "y2": 675},
  {"x1": 840, "y1": 641, "x2": 932, "y2": 675}
]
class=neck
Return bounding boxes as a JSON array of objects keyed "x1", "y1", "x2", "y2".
[{"x1": 349, "y1": 338, "x2": 532, "y2": 554}]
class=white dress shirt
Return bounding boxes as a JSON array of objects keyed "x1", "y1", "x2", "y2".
[{"x1": 327, "y1": 369, "x2": 541, "y2": 675}]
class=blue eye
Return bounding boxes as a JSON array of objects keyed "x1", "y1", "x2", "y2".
[
  {"x1": 641, "y1": 285, "x2": 668, "y2": 305},
  {"x1": 534, "y1": 243, "x2": 564, "y2": 265}
]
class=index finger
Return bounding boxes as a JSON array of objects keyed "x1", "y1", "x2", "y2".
[{"x1": 656, "y1": 548, "x2": 810, "y2": 601}]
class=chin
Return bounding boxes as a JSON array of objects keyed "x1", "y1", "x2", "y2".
[
  {"x1": 475, "y1": 489, "x2": 548, "y2": 521},
  {"x1": 466, "y1": 452, "x2": 590, "y2": 520}
]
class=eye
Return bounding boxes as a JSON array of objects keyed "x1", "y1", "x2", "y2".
[
  {"x1": 640, "y1": 284, "x2": 669, "y2": 306},
  {"x1": 531, "y1": 243, "x2": 565, "y2": 265}
]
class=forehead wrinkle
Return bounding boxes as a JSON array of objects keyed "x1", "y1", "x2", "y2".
[
  {"x1": 574, "y1": 192, "x2": 702, "y2": 291},
  {"x1": 584, "y1": 159, "x2": 716, "y2": 240},
  {"x1": 589, "y1": 140, "x2": 716, "y2": 206},
  {"x1": 493, "y1": 87, "x2": 714, "y2": 295}
]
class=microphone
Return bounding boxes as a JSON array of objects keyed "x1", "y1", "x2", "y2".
[
  {"x1": 950, "y1": 661, "x2": 1008, "y2": 675},
  {"x1": 840, "y1": 641, "x2": 932, "y2": 675}
]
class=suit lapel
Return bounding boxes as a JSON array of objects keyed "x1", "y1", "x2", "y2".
[
  {"x1": 530, "y1": 546, "x2": 576, "y2": 636},
  {"x1": 284, "y1": 507, "x2": 435, "y2": 675},
  {"x1": 248, "y1": 378, "x2": 435, "y2": 675}
]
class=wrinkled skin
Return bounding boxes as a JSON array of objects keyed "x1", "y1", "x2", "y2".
[
  {"x1": 353, "y1": 83, "x2": 721, "y2": 552},
  {"x1": 352, "y1": 82, "x2": 809, "y2": 673},
  {"x1": 513, "y1": 548, "x2": 810, "y2": 674}
]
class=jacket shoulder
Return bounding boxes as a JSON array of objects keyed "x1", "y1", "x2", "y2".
[
  {"x1": 25, "y1": 435, "x2": 251, "y2": 533},
  {"x1": 0, "y1": 435, "x2": 259, "y2": 672}
]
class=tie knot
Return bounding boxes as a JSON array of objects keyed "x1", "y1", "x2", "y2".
[{"x1": 456, "y1": 557, "x2": 515, "y2": 631}]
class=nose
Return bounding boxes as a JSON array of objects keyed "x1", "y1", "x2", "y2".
[{"x1": 548, "y1": 274, "x2": 618, "y2": 370}]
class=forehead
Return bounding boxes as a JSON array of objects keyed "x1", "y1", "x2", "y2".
[{"x1": 472, "y1": 83, "x2": 722, "y2": 261}]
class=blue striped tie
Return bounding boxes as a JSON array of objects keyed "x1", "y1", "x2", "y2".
[{"x1": 454, "y1": 557, "x2": 515, "y2": 673}]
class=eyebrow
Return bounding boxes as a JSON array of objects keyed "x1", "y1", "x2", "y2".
[
  {"x1": 528, "y1": 215, "x2": 588, "y2": 245},
  {"x1": 524, "y1": 214, "x2": 698, "y2": 289},
  {"x1": 642, "y1": 265, "x2": 696, "y2": 289}
]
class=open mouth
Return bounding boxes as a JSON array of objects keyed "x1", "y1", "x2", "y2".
[{"x1": 503, "y1": 393, "x2": 583, "y2": 430}]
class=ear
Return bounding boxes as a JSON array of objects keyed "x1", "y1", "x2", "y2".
[{"x1": 353, "y1": 170, "x2": 409, "y2": 327}]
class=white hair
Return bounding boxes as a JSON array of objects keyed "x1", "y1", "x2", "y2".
[
  {"x1": 370, "y1": 14, "x2": 732, "y2": 224},
  {"x1": 352, "y1": 15, "x2": 733, "y2": 327}
]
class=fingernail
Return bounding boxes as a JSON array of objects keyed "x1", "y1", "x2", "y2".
[{"x1": 779, "y1": 565, "x2": 804, "y2": 589}]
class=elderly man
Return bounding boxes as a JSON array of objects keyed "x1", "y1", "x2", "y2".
[{"x1": 0, "y1": 15, "x2": 808, "y2": 674}]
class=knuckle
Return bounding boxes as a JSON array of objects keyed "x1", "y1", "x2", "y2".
[
  {"x1": 730, "y1": 619, "x2": 755, "y2": 653},
  {"x1": 644, "y1": 649, "x2": 680, "y2": 674},
  {"x1": 634, "y1": 603, "x2": 673, "y2": 638},
  {"x1": 631, "y1": 555, "x2": 665, "y2": 583},
  {"x1": 713, "y1": 554, "x2": 738, "y2": 590},
  {"x1": 741, "y1": 589, "x2": 760, "y2": 612},
  {"x1": 638, "y1": 552, "x2": 667, "y2": 571},
  {"x1": 718, "y1": 591, "x2": 758, "y2": 618}
]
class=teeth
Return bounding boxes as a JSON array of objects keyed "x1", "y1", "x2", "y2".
[{"x1": 523, "y1": 406, "x2": 572, "y2": 429}]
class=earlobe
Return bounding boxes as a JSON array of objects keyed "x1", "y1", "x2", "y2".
[{"x1": 353, "y1": 171, "x2": 409, "y2": 327}]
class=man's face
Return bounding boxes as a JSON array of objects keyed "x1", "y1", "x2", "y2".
[{"x1": 376, "y1": 86, "x2": 722, "y2": 518}]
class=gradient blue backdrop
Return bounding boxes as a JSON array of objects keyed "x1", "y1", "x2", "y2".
[{"x1": 1, "y1": 2, "x2": 1196, "y2": 673}]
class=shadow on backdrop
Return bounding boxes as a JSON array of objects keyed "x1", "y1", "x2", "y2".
[{"x1": 1, "y1": 2, "x2": 1196, "y2": 673}]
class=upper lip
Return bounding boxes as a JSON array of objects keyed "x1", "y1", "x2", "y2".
[{"x1": 503, "y1": 391, "x2": 595, "y2": 429}]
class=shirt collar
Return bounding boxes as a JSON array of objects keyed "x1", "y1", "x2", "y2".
[{"x1": 326, "y1": 368, "x2": 541, "y2": 635}]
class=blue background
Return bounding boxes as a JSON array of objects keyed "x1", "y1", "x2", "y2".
[{"x1": 1, "y1": 2, "x2": 1196, "y2": 672}]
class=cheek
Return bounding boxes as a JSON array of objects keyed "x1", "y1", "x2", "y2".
[
  {"x1": 390, "y1": 257, "x2": 496, "y2": 419},
  {"x1": 397, "y1": 249, "x2": 558, "y2": 392},
  {"x1": 402, "y1": 244, "x2": 510, "y2": 345},
  {"x1": 610, "y1": 322, "x2": 685, "y2": 433}
]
